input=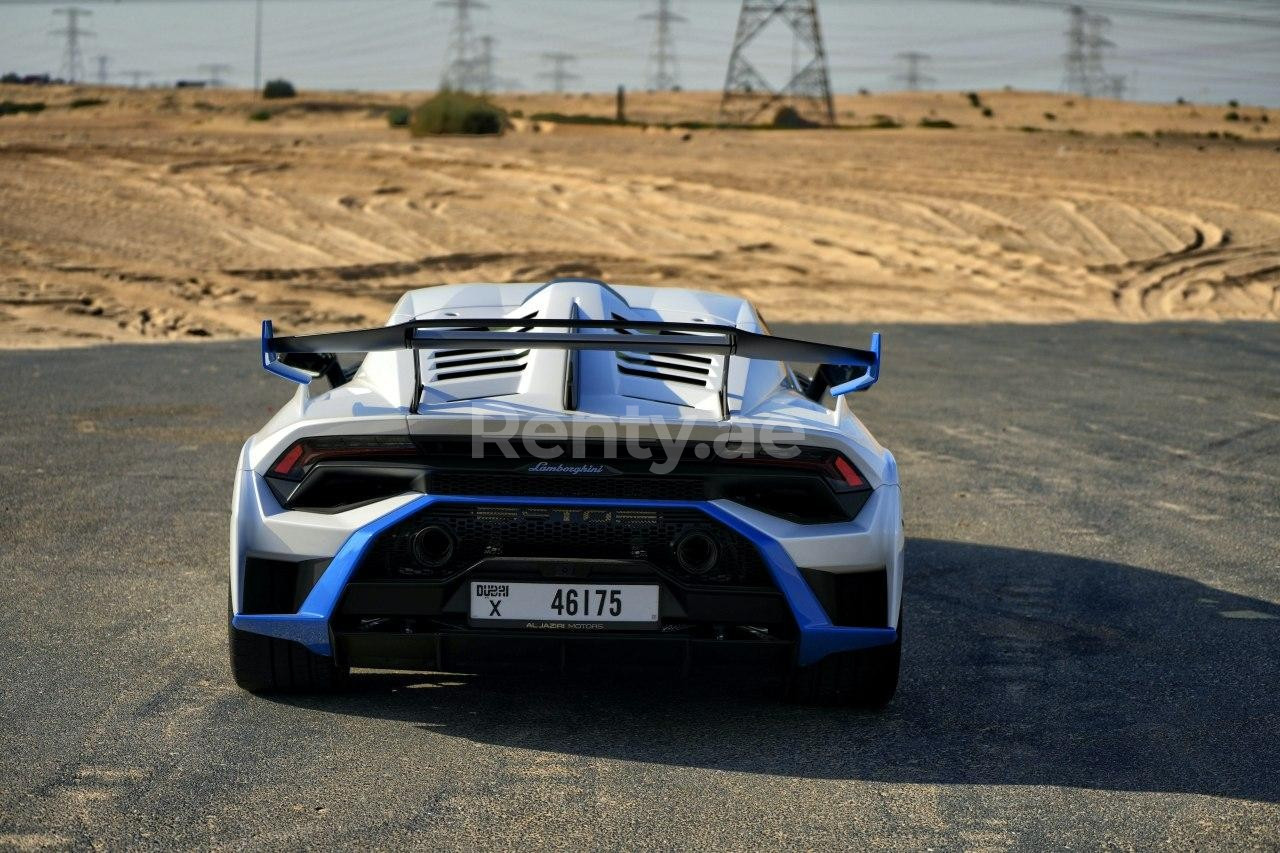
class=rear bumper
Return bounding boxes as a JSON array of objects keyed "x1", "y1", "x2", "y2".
[{"x1": 232, "y1": 493, "x2": 899, "y2": 667}]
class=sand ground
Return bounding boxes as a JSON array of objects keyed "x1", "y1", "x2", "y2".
[{"x1": 1, "y1": 85, "x2": 1277, "y2": 347}]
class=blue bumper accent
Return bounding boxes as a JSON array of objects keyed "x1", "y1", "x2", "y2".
[{"x1": 232, "y1": 495, "x2": 897, "y2": 666}]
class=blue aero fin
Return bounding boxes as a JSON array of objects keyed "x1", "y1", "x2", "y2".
[
  {"x1": 829, "y1": 332, "x2": 881, "y2": 396},
  {"x1": 261, "y1": 319, "x2": 314, "y2": 385}
]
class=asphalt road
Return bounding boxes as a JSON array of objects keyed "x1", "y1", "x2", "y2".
[{"x1": 1, "y1": 321, "x2": 1278, "y2": 850}]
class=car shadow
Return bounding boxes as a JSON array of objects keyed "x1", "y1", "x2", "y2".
[{"x1": 270, "y1": 539, "x2": 1280, "y2": 802}]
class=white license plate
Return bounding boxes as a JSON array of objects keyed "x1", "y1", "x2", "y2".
[{"x1": 470, "y1": 581, "x2": 660, "y2": 628}]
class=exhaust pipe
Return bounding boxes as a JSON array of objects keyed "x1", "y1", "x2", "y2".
[
  {"x1": 675, "y1": 530, "x2": 719, "y2": 575},
  {"x1": 412, "y1": 524, "x2": 455, "y2": 568}
]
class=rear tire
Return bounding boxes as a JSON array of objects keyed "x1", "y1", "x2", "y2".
[
  {"x1": 228, "y1": 599, "x2": 348, "y2": 694},
  {"x1": 789, "y1": 608, "x2": 901, "y2": 708}
]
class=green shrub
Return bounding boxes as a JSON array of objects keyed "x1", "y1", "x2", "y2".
[
  {"x1": 0, "y1": 100, "x2": 45, "y2": 116},
  {"x1": 918, "y1": 117, "x2": 956, "y2": 129},
  {"x1": 966, "y1": 91, "x2": 981, "y2": 108},
  {"x1": 870, "y1": 114, "x2": 901, "y2": 129},
  {"x1": 1224, "y1": 111, "x2": 1240, "y2": 121},
  {"x1": 772, "y1": 105, "x2": 818, "y2": 128},
  {"x1": 1043, "y1": 111, "x2": 1056, "y2": 121},
  {"x1": 263, "y1": 79, "x2": 297, "y2": 99},
  {"x1": 1019, "y1": 125, "x2": 1042, "y2": 133},
  {"x1": 411, "y1": 90, "x2": 504, "y2": 136},
  {"x1": 386, "y1": 106, "x2": 411, "y2": 127},
  {"x1": 981, "y1": 106, "x2": 994, "y2": 118},
  {"x1": 69, "y1": 97, "x2": 106, "y2": 109},
  {"x1": 528, "y1": 111, "x2": 622, "y2": 126},
  {"x1": 248, "y1": 108, "x2": 272, "y2": 122},
  {"x1": 1228, "y1": 99, "x2": 1239, "y2": 108}
]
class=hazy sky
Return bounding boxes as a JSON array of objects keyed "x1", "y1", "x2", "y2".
[{"x1": 3, "y1": 0, "x2": 1278, "y2": 106}]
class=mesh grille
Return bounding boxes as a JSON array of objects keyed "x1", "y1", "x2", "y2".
[{"x1": 354, "y1": 504, "x2": 772, "y2": 588}]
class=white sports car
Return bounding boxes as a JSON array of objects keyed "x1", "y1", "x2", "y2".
[{"x1": 229, "y1": 278, "x2": 903, "y2": 706}]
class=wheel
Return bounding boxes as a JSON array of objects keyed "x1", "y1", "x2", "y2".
[
  {"x1": 789, "y1": 608, "x2": 901, "y2": 708},
  {"x1": 228, "y1": 597, "x2": 348, "y2": 694}
]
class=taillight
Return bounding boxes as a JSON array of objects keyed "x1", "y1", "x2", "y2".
[
  {"x1": 271, "y1": 444, "x2": 305, "y2": 476},
  {"x1": 725, "y1": 449, "x2": 868, "y2": 492},
  {"x1": 267, "y1": 436, "x2": 418, "y2": 480},
  {"x1": 832, "y1": 455, "x2": 865, "y2": 489}
]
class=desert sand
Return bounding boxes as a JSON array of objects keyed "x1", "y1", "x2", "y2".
[{"x1": 1, "y1": 85, "x2": 1277, "y2": 347}]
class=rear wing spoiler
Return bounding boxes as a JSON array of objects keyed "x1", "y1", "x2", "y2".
[{"x1": 262, "y1": 317, "x2": 881, "y2": 414}]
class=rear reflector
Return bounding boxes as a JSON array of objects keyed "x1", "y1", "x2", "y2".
[
  {"x1": 833, "y1": 455, "x2": 866, "y2": 488},
  {"x1": 271, "y1": 443, "x2": 305, "y2": 476}
]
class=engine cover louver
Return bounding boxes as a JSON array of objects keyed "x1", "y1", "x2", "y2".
[
  {"x1": 611, "y1": 313, "x2": 715, "y2": 390},
  {"x1": 426, "y1": 311, "x2": 537, "y2": 384}
]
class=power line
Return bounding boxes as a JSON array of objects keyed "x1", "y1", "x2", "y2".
[
  {"x1": 639, "y1": 0, "x2": 685, "y2": 91},
  {"x1": 721, "y1": 0, "x2": 836, "y2": 126},
  {"x1": 50, "y1": 6, "x2": 92, "y2": 83},
  {"x1": 893, "y1": 50, "x2": 934, "y2": 90},
  {"x1": 538, "y1": 51, "x2": 579, "y2": 93}
]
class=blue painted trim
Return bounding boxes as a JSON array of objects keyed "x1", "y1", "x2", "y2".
[
  {"x1": 261, "y1": 319, "x2": 313, "y2": 385},
  {"x1": 831, "y1": 331, "x2": 881, "y2": 395},
  {"x1": 232, "y1": 494, "x2": 897, "y2": 664}
]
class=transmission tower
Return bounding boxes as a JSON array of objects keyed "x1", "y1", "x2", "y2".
[
  {"x1": 1085, "y1": 13, "x2": 1113, "y2": 97},
  {"x1": 51, "y1": 7, "x2": 93, "y2": 83},
  {"x1": 121, "y1": 69, "x2": 150, "y2": 88},
  {"x1": 198, "y1": 63, "x2": 233, "y2": 87},
  {"x1": 893, "y1": 51, "x2": 934, "y2": 91},
  {"x1": 94, "y1": 54, "x2": 109, "y2": 85},
  {"x1": 640, "y1": 0, "x2": 685, "y2": 91},
  {"x1": 1063, "y1": 5, "x2": 1090, "y2": 95},
  {"x1": 437, "y1": 0, "x2": 486, "y2": 90},
  {"x1": 253, "y1": 0, "x2": 264, "y2": 93},
  {"x1": 475, "y1": 35, "x2": 496, "y2": 93},
  {"x1": 539, "y1": 52, "x2": 579, "y2": 94},
  {"x1": 721, "y1": 0, "x2": 835, "y2": 126}
]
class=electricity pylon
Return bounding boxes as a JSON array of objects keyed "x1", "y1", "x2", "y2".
[
  {"x1": 51, "y1": 6, "x2": 93, "y2": 83},
  {"x1": 198, "y1": 63, "x2": 232, "y2": 87},
  {"x1": 721, "y1": 0, "x2": 835, "y2": 126},
  {"x1": 641, "y1": 0, "x2": 685, "y2": 91},
  {"x1": 894, "y1": 51, "x2": 934, "y2": 91},
  {"x1": 438, "y1": 0, "x2": 487, "y2": 90},
  {"x1": 539, "y1": 52, "x2": 579, "y2": 94}
]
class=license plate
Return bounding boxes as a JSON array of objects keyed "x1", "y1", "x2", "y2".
[{"x1": 470, "y1": 582, "x2": 660, "y2": 629}]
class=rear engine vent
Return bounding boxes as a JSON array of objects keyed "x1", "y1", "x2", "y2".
[
  {"x1": 427, "y1": 311, "x2": 537, "y2": 382},
  {"x1": 611, "y1": 313, "x2": 715, "y2": 388}
]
